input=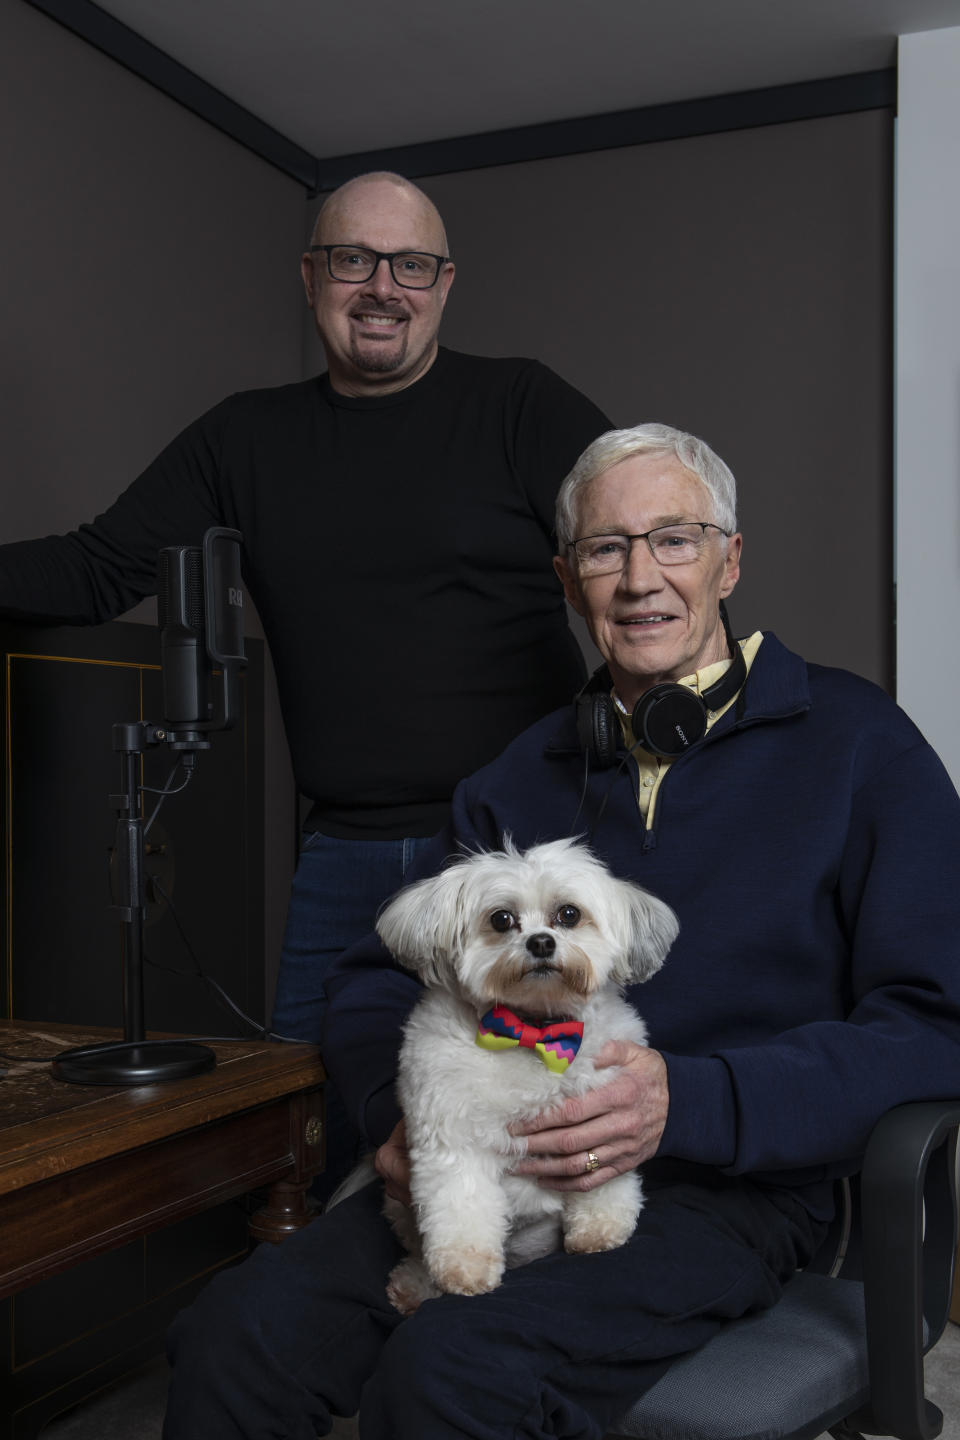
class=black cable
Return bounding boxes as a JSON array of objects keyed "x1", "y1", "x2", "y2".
[
  {"x1": 587, "y1": 744, "x2": 645, "y2": 846},
  {"x1": 149, "y1": 876, "x2": 203, "y2": 977},
  {"x1": 568, "y1": 747, "x2": 592, "y2": 837},
  {"x1": 141, "y1": 759, "x2": 190, "y2": 794},
  {"x1": 143, "y1": 758, "x2": 195, "y2": 837},
  {"x1": 149, "y1": 876, "x2": 304, "y2": 1044}
]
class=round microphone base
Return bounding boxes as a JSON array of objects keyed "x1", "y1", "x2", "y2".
[{"x1": 52, "y1": 1040, "x2": 217, "y2": 1086}]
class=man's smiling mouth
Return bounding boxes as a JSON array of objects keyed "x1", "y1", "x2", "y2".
[{"x1": 352, "y1": 312, "x2": 405, "y2": 328}]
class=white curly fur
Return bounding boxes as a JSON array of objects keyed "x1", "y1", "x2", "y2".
[{"x1": 369, "y1": 838, "x2": 679, "y2": 1314}]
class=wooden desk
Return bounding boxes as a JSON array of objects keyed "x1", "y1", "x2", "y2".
[{"x1": 0, "y1": 1021, "x2": 325, "y2": 1299}]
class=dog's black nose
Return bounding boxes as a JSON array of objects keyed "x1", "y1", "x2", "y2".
[{"x1": 526, "y1": 933, "x2": 556, "y2": 959}]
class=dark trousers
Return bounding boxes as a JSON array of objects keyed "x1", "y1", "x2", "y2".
[
  {"x1": 163, "y1": 1166, "x2": 823, "y2": 1440},
  {"x1": 271, "y1": 832, "x2": 435, "y2": 1196}
]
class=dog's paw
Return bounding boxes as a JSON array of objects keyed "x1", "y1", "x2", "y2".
[
  {"x1": 563, "y1": 1210, "x2": 638, "y2": 1254},
  {"x1": 386, "y1": 1259, "x2": 440, "y2": 1316},
  {"x1": 428, "y1": 1245, "x2": 505, "y2": 1296}
]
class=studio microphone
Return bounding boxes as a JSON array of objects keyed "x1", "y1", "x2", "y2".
[
  {"x1": 157, "y1": 544, "x2": 207, "y2": 730},
  {"x1": 157, "y1": 528, "x2": 246, "y2": 740}
]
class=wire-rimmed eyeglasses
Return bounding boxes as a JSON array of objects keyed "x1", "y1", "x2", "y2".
[
  {"x1": 568, "y1": 522, "x2": 730, "y2": 576},
  {"x1": 310, "y1": 244, "x2": 450, "y2": 290}
]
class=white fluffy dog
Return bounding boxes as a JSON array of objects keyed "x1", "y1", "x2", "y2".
[{"x1": 373, "y1": 837, "x2": 678, "y2": 1314}]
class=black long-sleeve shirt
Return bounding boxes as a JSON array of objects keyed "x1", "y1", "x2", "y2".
[{"x1": 0, "y1": 349, "x2": 611, "y2": 837}]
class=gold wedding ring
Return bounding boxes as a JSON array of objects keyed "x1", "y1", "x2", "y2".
[{"x1": 584, "y1": 1151, "x2": 601, "y2": 1174}]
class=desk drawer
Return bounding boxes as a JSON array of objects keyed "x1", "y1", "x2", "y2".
[
  {"x1": 0, "y1": 1089, "x2": 324, "y2": 1297},
  {"x1": 1, "y1": 1203, "x2": 249, "y2": 1440}
]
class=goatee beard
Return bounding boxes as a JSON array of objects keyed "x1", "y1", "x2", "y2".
[{"x1": 350, "y1": 341, "x2": 408, "y2": 374}]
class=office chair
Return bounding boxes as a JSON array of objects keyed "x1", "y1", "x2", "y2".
[{"x1": 607, "y1": 1100, "x2": 960, "y2": 1440}]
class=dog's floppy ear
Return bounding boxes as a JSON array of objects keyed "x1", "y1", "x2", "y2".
[
  {"x1": 375, "y1": 864, "x2": 470, "y2": 987},
  {"x1": 610, "y1": 883, "x2": 679, "y2": 985}
]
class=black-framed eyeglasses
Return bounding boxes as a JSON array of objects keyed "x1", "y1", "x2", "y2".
[
  {"x1": 568, "y1": 522, "x2": 730, "y2": 576},
  {"x1": 310, "y1": 244, "x2": 450, "y2": 290}
]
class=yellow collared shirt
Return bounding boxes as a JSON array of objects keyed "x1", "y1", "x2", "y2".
[{"x1": 615, "y1": 632, "x2": 764, "y2": 825}]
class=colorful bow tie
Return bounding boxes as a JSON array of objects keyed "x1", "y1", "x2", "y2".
[{"x1": 475, "y1": 1005, "x2": 584, "y2": 1074}]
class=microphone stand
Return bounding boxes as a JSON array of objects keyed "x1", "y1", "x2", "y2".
[{"x1": 52, "y1": 721, "x2": 217, "y2": 1086}]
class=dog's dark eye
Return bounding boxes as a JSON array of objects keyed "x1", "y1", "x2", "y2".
[
  {"x1": 490, "y1": 910, "x2": 515, "y2": 933},
  {"x1": 555, "y1": 905, "x2": 581, "y2": 928}
]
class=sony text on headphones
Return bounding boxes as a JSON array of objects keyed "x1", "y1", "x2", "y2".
[{"x1": 575, "y1": 602, "x2": 747, "y2": 767}]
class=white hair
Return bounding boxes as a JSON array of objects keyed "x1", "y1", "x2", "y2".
[{"x1": 555, "y1": 422, "x2": 738, "y2": 549}]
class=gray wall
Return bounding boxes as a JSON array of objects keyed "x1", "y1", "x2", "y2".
[
  {"x1": 307, "y1": 108, "x2": 893, "y2": 686},
  {"x1": 895, "y1": 28, "x2": 960, "y2": 789},
  {"x1": 1, "y1": 0, "x2": 307, "y2": 1000}
]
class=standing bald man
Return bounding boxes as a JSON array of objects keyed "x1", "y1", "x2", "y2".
[{"x1": 0, "y1": 172, "x2": 610, "y2": 1183}]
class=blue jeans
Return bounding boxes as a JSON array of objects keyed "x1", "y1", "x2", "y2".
[{"x1": 271, "y1": 831, "x2": 436, "y2": 1192}]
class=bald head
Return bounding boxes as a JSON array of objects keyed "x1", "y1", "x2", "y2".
[
  {"x1": 301, "y1": 171, "x2": 455, "y2": 398},
  {"x1": 311, "y1": 172, "x2": 449, "y2": 256}
]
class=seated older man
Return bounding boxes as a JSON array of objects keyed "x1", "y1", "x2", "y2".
[{"x1": 162, "y1": 423, "x2": 960, "y2": 1440}]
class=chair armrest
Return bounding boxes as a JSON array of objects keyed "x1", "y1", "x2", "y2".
[{"x1": 855, "y1": 1100, "x2": 960, "y2": 1440}]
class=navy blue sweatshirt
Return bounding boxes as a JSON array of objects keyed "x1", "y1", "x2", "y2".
[{"x1": 321, "y1": 633, "x2": 960, "y2": 1213}]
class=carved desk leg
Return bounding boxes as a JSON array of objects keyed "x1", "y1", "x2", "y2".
[
  {"x1": 249, "y1": 1179, "x2": 313, "y2": 1243},
  {"x1": 249, "y1": 1090, "x2": 325, "y2": 1245}
]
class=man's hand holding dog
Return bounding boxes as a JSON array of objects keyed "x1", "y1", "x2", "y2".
[
  {"x1": 375, "y1": 1119, "x2": 413, "y2": 1206},
  {"x1": 509, "y1": 1041, "x2": 669, "y2": 1190}
]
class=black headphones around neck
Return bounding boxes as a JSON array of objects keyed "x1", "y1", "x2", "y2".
[{"x1": 574, "y1": 601, "x2": 747, "y2": 767}]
